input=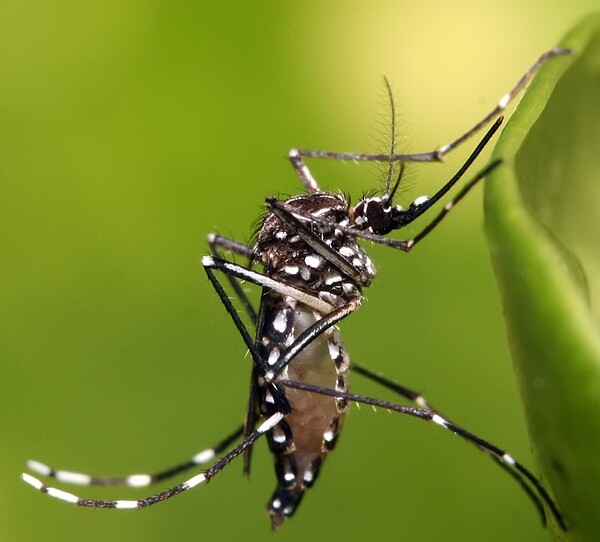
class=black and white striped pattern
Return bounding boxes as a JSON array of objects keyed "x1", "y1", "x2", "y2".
[
  {"x1": 21, "y1": 413, "x2": 283, "y2": 509},
  {"x1": 22, "y1": 48, "x2": 569, "y2": 531}
]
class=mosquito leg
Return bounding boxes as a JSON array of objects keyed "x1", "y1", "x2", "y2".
[
  {"x1": 243, "y1": 364, "x2": 261, "y2": 476},
  {"x1": 288, "y1": 149, "x2": 321, "y2": 193},
  {"x1": 208, "y1": 234, "x2": 255, "y2": 260},
  {"x1": 204, "y1": 238, "x2": 264, "y2": 475},
  {"x1": 435, "y1": 47, "x2": 570, "y2": 158},
  {"x1": 351, "y1": 363, "x2": 434, "y2": 410},
  {"x1": 290, "y1": 48, "x2": 570, "y2": 166},
  {"x1": 203, "y1": 256, "x2": 335, "y2": 315},
  {"x1": 203, "y1": 261, "x2": 266, "y2": 372},
  {"x1": 279, "y1": 379, "x2": 567, "y2": 531},
  {"x1": 21, "y1": 413, "x2": 284, "y2": 509},
  {"x1": 25, "y1": 425, "x2": 244, "y2": 489},
  {"x1": 204, "y1": 258, "x2": 288, "y2": 453},
  {"x1": 351, "y1": 362, "x2": 549, "y2": 519},
  {"x1": 208, "y1": 234, "x2": 258, "y2": 324}
]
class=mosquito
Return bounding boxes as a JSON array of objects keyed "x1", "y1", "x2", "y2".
[{"x1": 22, "y1": 48, "x2": 570, "y2": 531}]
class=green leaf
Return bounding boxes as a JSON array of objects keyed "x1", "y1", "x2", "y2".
[{"x1": 484, "y1": 13, "x2": 600, "y2": 542}]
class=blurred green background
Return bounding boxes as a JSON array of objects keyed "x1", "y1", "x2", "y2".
[{"x1": 1, "y1": 2, "x2": 597, "y2": 541}]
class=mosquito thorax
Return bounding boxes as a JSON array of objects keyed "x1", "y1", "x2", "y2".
[{"x1": 257, "y1": 193, "x2": 376, "y2": 302}]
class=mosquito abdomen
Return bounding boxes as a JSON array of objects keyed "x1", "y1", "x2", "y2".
[{"x1": 260, "y1": 296, "x2": 350, "y2": 528}]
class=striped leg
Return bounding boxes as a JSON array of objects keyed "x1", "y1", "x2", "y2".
[
  {"x1": 24, "y1": 425, "x2": 243, "y2": 489},
  {"x1": 352, "y1": 363, "x2": 437, "y2": 411},
  {"x1": 21, "y1": 413, "x2": 283, "y2": 509},
  {"x1": 208, "y1": 233, "x2": 258, "y2": 324},
  {"x1": 352, "y1": 363, "x2": 550, "y2": 521},
  {"x1": 279, "y1": 379, "x2": 567, "y2": 531},
  {"x1": 288, "y1": 48, "x2": 570, "y2": 171}
]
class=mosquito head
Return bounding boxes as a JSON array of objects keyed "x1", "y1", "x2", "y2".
[
  {"x1": 351, "y1": 195, "x2": 397, "y2": 235},
  {"x1": 351, "y1": 192, "x2": 431, "y2": 235},
  {"x1": 350, "y1": 160, "x2": 430, "y2": 236}
]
